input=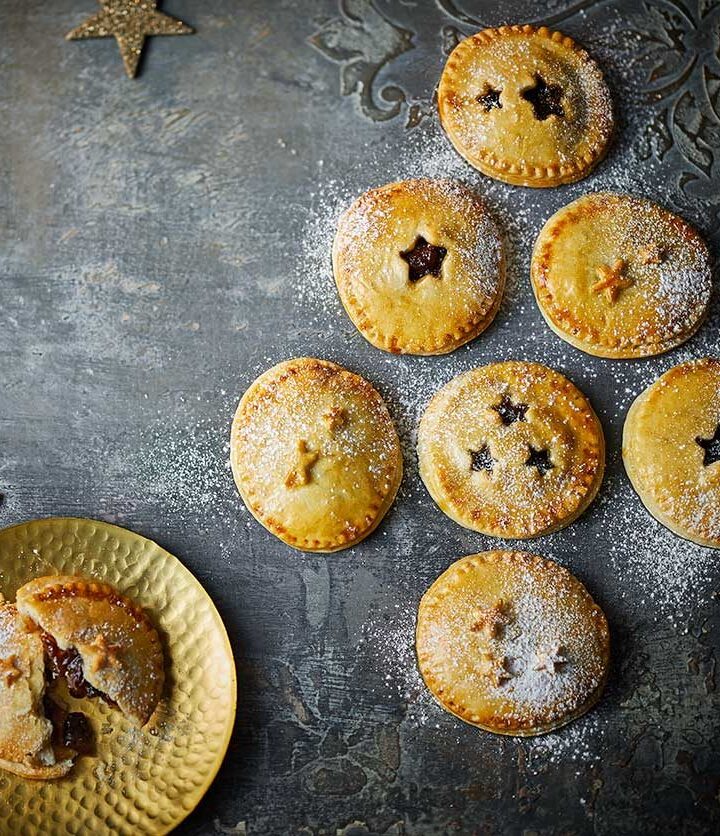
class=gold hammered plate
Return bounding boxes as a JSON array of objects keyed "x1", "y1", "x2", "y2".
[{"x1": 0, "y1": 517, "x2": 236, "y2": 836}]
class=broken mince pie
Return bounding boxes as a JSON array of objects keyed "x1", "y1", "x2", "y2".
[
  {"x1": 438, "y1": 24, "x2": 613, "y2": 187},
  {"x1": 332, "y1": 178, "x2": 505, "y2": 355},
  {"x1": 623, "y1": 358, "x2": 720, "y2": 548},
  {"x1": 531, "y1": 193, "x2": 712, "y2": 358},
  {"x1": 0, "y1": 602, "x2": 75, "y2": 779},
  {"x1": 0, "y1": 576, "x2": 164, "y2": 779},
  {"x1": 417, "y1": 361, "x2": 605, "y2": 539},
  {"x1": 416, "y1": 550, "x2": 610, "y2": 735},
  {"x1": 230, "y1": 357, "x2": 403, "y2": 552}
]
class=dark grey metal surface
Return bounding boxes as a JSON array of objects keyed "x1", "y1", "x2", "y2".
[{"x1": 1, "y1": 1, "x2": 719, "y2": 834}]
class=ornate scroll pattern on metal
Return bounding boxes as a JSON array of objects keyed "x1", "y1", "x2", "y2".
[
  {"x1": 308, "y1": 0, "x2": 415, "y2": 123},
  {"x1": 310, "y1": 0, "x2": 720, "y2": 238},
  {"x1": 435, "y1": 0, "x2": 604, "y2": 29},
  {"x1": 310, "y1": 0, "x2": 612, "y2": 127},
  {"x1": 626, "y1": 0, "x2": 720, "y2": 233}
]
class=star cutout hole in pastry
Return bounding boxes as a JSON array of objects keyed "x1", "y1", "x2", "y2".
[
  {"x1": 525, "y1": 446, "x2": 554, "y2": 476},
  {"x1": 696, "y1": 424, "x2": 720, "y2": 467},
  {"x1": 399, "y1": 235, "x2": 447, "y2": 283},
  {"x1": 491, "y1": 394, "x2": 529, "y2": 426},
  {"x1": 476, "y1": 85, "x2": 502, "y2": 112},
  {"x1": 284, "y1": 440, "x2": 320, "y2": 489},
  {"x1": 469, "y1": 444, "x2": 495, "y2": 474},
  {"x1": 592, "y1": 258, "x2": 633, "y2": 303},
  {"x1": 66, "y1": 0, "x2": 194, "y2": 79},
  {"x1": 521, "y1": 73, "x2": 565, "y2": 120}
]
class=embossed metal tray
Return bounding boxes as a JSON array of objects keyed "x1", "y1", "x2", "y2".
[{"x1": 1, "y1": 1, "x2": 719, "y2": 834}]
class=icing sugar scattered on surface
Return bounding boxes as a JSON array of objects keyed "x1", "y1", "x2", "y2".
[
  {"x1": 418, "y1": 363, "x2": 602, "y2": 536},
  {"x1": 294, "y1": 110, "x2": 718, "y2": 622},
  {"x1": 593, "y1": 471, "x2": 717, "y2": 621},
  {"x1": 358, "y1": 584, "x2": 607, "y2": 771},
  {"x1": 335, "y1": 178, "x2": 504, "y2": 345},
  {"x1": 286, "y1": 24, "x2": 720, "y2": 776},
  {"x1": 417, "y1": 556, "x2": 608, "y2": 728},
  {"x1": 439, "y1": 29, "x2": 614, "y2": 168}
]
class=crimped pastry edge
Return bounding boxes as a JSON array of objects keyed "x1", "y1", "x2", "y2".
[{"x1": 437, "y1": 24, "x2": 614, "y2": 188}]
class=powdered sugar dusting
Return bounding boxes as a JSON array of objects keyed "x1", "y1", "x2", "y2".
[
  {"x1": 439, "y1": 27, "x2": 613, "y2": 172},
  {"x1": 417, "y1": 554, "x2": 608, "y2": 729}
]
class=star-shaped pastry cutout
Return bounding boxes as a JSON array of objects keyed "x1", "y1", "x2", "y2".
[
  {"x1": 521, "y1": 73, "x2": 564, "y2": 120},
  {"x1": 532, "y1": 641, "x2": 567, "y2": 674},
  {"x1": 470, "y1": 599, "x2": 510, "y2": 639},
  {"x1": 469, "y1": 444, "x2": 495, "y2": 474},
  {"x1": 476, "y1": 85, "x2": 502, "y2": 112},
  {"x1": 66, "y1": 0, "x2": 194, "y2": 79},
  {"x1": 525, "y1": 446, "x2": 554, "y2": 476},
  {"x1": 284, "y1": 440, "x2": 320, "y2": 489},
  {"x1": 638, "y1": 243, "x2": 665, "y2": 265},
  {"x1": 399, "y1": 235, "x2": 447, "y2": 283},
  {"x1": 478, "y1": 651, "x2": 512, "y2": 686},
  {"x1": 323, "y1": 406, "x2": 347, "y2": 433},
  {"x1": 87, "y1": 634, "x2": 122, "y2": 673},
  {"x1": 491, "y1": 394, "x2": 529, "y2": 426},
  {"x1": 592, "y1": 258, "x2": 633, "y2": 303},
  {"x1": 0, "y1": 654, "x2": 22, "y2": 686},
  {"x1": 696, "y1": 423, "x2": 720, "y2": 467}
]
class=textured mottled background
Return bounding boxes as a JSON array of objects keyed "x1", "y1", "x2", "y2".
[{"x1": 1, "y1": 1, "x2": 719, "y2": 834}]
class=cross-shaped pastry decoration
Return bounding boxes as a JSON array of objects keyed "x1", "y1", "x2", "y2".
[
  {"x1": 592, "y1": 258, "x2": 632, "y2": 303},
  {"x1": 521, "y1": 73, "x2": 564, "y2": 120},
  {"x1": 284, "y1": 440, "x2": 320, "y2": 489},
  {"x1": 470, "y1": 599, "x2": 510, "y2": 639},
  {"x1": 0, "y1": 654, "x2": 22, "y2": 686},
  {"x1": 399, "y1": 235, "x2": 447, "y2": 283},
  {"x1": 532, "y1": 641, "x2": 567, "y2": 674},
  {"x1": 696, "y1": 424, "x2": 720, "y2": 467},
  {"x1": 491, "y1": 394, "x2": 529, "y2": 426},
  {"x1": 88, "y1": 634, "x2": 122, "y2": 673}
]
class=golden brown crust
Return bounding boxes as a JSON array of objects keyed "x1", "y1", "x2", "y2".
[
  {"x1": 16, "y1": 576, "x2": 165, "y2": 728},
  {"x1": 438, "y1": 25, "x2": 613, "y2": 187},
  {"x1": 230, "y1": 358, "x2": 403, "y2": 552},
  {"x1": 416, "y1": 551, "x2": 610, "y2": 736},
  {"x1": 623, "y1": 358, "x2": 720, "y2": 548},
  {"x1": 0, "y1": 603, "x2": 74, "y2": 779},
  {"x1": 531, "y1": 193, "x2": 712, "y2": 358},
  {"x1": 418, "y1": 361, "x2": 605, "y2": 539},
  {"x1": 332, "y1": 178, "x2": 505, "y2": 355}
]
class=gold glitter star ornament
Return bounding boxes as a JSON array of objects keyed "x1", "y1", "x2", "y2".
[{"x1": 66, "y1": 0, "x2": 194, "y2": 78}]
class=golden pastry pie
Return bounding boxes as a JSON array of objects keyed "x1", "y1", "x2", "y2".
[
  {"x1": 438, "y1": 24, "x2": 613, "y2": 187},
  {"x1": 416, "y1": 551, "x2": 610, "y2": 735},
  {"x1": 418, "y1": 361, "x2": 604, "y2": 538},
  {"x1": 332, "y1": 178, "x2": 505, "y2": 355},
  {"x1": 623, "y1": 357, "x2": 720, "y2": 548},
  {"x1": 16, "y1": 576, "x2": 164, "y2": 728},
  {"x1": 231, "y1": 357, "x2": 403, "y2": 551},
  {"x1": 0, "y1": 602, "x2": 75, "y2": 780},
  {"x1": 531, "y1": 193, "x2": 712, "y2": 358}
]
